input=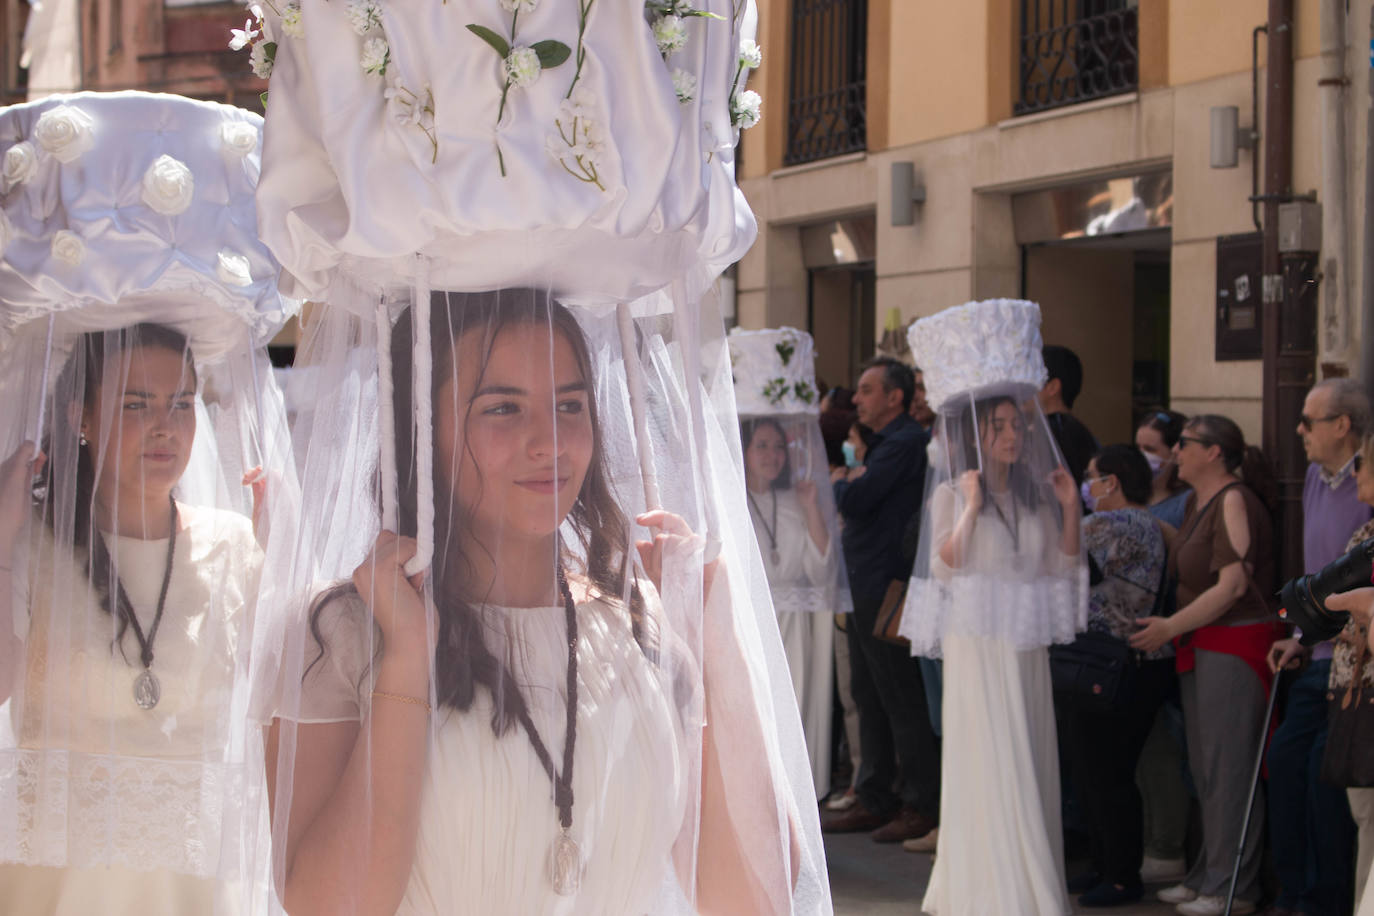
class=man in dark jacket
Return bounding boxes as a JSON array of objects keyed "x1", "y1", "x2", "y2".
[{"x1": 823, "y1": 357, "x2": 941, "y2": 844}]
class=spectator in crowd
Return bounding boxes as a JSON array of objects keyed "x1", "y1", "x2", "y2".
[
  {"x1": 1324, "y1": 431, "x2": 1374, "y2": 910},
  {"x1": 1264, "y1": 378, "x2": 1371, "y2": 916},
  {"x1": 1061, "y1": 445, "x2": 1175, "y2": 908},
  {"x1": 1137, "y1": 409, "x2": 1192, "y2": 529},
  {"x1": 1133, "y1": 409, "x2": 1191, "y2": 886},
  {"x1": 823, "y1": 358, "x2": 941, "y2": 844},
  {"x1": 1131, "y1": 415, "x2": 1279, "y2": 916},
  {"x1": 910, "y1": 367, "x2": 936, "y2": 429},
  {"x1": 1040, "y1": 344, "x2": 1100, "y2": 485}
]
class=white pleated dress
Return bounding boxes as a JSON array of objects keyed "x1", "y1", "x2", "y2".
[
  {"x1": 750, "y1": 486, "x2": 836, "y2": 799},
  {"x1": 921, "y1": 489, "x2": 1071, "y2": 916},
  {"x1": 304, "y1": 590, "x2": 689, "y2": 915}
]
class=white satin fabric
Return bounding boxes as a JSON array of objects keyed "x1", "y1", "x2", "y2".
[
  {"x1": 0, "y1": 92, "x2": 288, "y2": 357},
  {"x1": 256, "y1": 0, "x2": 756, "y2": 305},
  {"x1": 907, "y1": 299, "x2": 1050, "y2": 416},
  {"x1": 300, "y1": 590, "x2": 687, "y2": 916}
]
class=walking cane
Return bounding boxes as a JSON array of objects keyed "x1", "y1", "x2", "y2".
[{"x1": 1223, "y1": 669, "x2": 1283, "y2": 916}]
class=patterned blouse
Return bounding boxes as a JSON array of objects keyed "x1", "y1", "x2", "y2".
[
  {"x1": 1329, "y1": 518, "x2": 1374, "y2": 692},
  {"x1": 1083, "y1": 506, "x2": 1171, "y2": 661}
]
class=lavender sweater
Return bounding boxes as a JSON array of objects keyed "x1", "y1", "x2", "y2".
[{"x1": 1303, "y1": 462, "x2": 1374, "y2": 660}]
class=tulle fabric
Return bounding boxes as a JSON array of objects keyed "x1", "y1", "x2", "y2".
[
  {"x1": 898, "y1": 383, "x2": 1088, "y2": 657},
  {"x1": 0, "y1": 317, "x2": 295, "y2": 915},
  {"x1": 251, "y1": 281, "x2": 830, "y2": 916}
]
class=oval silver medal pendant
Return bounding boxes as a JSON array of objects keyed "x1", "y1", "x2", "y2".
[
  {"x1": 133, "y1": 668, "x2": 161, "y2": 710},
  {"x1": 549, "y1": 829, "x2": 583, "y2": 896}
]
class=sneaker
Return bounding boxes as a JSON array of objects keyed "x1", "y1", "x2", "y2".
[
  {"x1": 1175, "y1": 896, "x2": 1256, "y2": 916},
  {"x1": 824, "y1": 789, "x2": 858, "y2": 812},
  {"x1": 901, "y1": 828, "x2": 939, "y2": 853},
  {"x1": 1140, "y1": 855, "x2": 1187, "y2": 883},
  {"x1": 1157, "y1": 884, "x2": 1197, "y2": 905}
]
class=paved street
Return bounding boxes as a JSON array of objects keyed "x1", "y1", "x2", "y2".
[{"x1": 827, "y1": 832, "x2": 1182, "y2": 915}]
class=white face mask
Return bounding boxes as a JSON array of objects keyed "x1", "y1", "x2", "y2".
[{"x1": 1142, "y1": 449, "x2": 1167, "y2": 478}]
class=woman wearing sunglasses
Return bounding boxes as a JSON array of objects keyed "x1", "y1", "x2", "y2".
[{"x1": 1130, "y1": 415, "x2": 1279, "y2": 916}]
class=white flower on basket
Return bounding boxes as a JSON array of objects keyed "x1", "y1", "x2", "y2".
[
  {"x1": 2, "y1": 141, "x2": 38, "y2": 188},
  {"x1": 499, "y1": 0, "x2": 538, "y2": 10},
  {"x1": 229, "y1": 18, "x2": 259, "y2": 51},
  {"x1": 653, "y1": 15, "x2": 687, "y2": 56},
  {"x1": 547, "y1": 88, "x2": 607, "y2": 191},
  {"x1": 51, "y1": 230, "x2": 84, "y2": 266},
  {"x1": 671, "y1": 68, "x2": 696, "y2": 104},
  {"x1": 385, "y1": 84, "x2": 439, "y2": 163},
  {"x1": 220, "y1": 120, "x2": 259, "y2": 156},
  {"x1": 731, "y1": 89, "x2": 762, "y2": 129},
  {"x1": 141, "y1": 155, "x2": 195, "y2": 216},
  {"x1": 739, "y1": 39, "x2": 762, "y2": 69},
  {"x1": 281, "y1": 1, "x2": 304, "y2": 39},
  {"x1": 216, "y1": 250, "x2": 253, "y2": 287},
  {"x1": 346, "y1": 0, "x2": 383, "y2": 35},
  {"x1": 250, "y1": 41, "x2": 275, "y2": 79},
  {"x1": 361, "y1": 37, "x2": 390, "y2": 76},
  {"x1": 33, "y1": 105, "x2": 95, "y2": 164},
  {"x1": 504, "y1": 46, "x2": 542, "y2": 89}
]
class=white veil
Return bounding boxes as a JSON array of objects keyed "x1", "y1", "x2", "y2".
[{"x1": 244, "y1": 0, "x2": 829, "y2": 913}]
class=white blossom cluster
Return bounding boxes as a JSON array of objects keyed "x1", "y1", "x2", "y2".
[{"x1": 546, "y1": 88, "x2": 608, "y2": 190}]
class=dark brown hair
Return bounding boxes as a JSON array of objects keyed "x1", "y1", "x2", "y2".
[
  {"x1": 310, "y1": 289, "x2": 646, "y2": 735},
  {"x1": 42, "y1": 323, "x2": 195, "y2": 660},
  {"x1": 1187, "y1": 414, "x2": 1278, "y2": 511}
]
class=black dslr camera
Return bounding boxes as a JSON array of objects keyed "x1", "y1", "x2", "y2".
[{"x1": 1278, "y1": 537, "x2": 1374, "y2": 645}]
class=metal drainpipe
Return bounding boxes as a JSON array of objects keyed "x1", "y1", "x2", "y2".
[
  {"x1": 1319, "y1": 0, "x2": 1350, "y2": 357},
  {"x1": 1362, "y1": 8, "x2": 1374, "y2": 391},
  {"x1": 1260, "y1": 0, "x2": 1310, "y2": 581}
]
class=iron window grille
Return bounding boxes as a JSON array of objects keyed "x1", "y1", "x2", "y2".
[
  {"x1": 785, "y1": 0, "x2": 867, "y2": 166},
  {"x1": 1016, "y1": 0, "x2": 1138, "y2": 116}
]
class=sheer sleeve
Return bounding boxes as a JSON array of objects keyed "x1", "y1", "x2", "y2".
[
  {"x1": 294, "y1": 590, "x2": 375, "y2": 724},
  {"x1": 928, "y1": 481, "x2": 959, "y2": 582}
]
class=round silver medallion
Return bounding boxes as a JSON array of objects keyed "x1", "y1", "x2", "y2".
[{"x1": 133, "y1": 668, "x2": 161, "y2": 710}]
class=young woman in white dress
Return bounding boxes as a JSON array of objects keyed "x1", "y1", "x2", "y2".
[
  {"x1": 0, "y1": 325, "x2": 264, "y2": 915},
  {"x1": 266, "y1": 290, "x2": 799, "y2": 916},
  {"x1": 742, "y1": 417, "x2": 836, "y2": 797}
]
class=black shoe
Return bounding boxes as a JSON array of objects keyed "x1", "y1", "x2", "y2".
[
  {"x1": 1067, "y1": 872, "x2": 1101, "y2": 894},
  {"x1": 1078, "y1": 881, "x2": 1144, "y2": 908}
]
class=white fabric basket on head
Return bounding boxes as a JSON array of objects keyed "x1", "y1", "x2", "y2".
[{"x1": 0, "y1": 92, "x2": 298, "y2": 916}]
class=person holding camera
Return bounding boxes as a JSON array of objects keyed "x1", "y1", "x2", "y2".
[
  {"x1": 1265, "y1": 379, "x2": 1371, "y2": 916},
  {"x1": 1130, "y1": 415, "x2": 1280, "y2": 916}
]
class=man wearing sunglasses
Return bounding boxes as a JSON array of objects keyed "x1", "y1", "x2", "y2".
[{"x1": 1264, "y1": 378, "x2": 1373, "y2": 916}]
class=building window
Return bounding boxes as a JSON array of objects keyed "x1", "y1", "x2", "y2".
[
  {"x1": 785, "y1": 0, "x2": 866, "y2": 166},
  {"x1": 1016, "y1": 0, "x2": 1138, "y2": 116}
]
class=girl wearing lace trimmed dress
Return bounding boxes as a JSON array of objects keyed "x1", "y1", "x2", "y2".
[{"x1": 897, "y1": 299, "x2": 1088, "y2": 916}]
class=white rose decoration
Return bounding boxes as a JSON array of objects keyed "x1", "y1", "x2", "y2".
[
  {"x1": 731, "y1": 89, "x2": 762, "y2": 129},
  {"x1": 2, "y1": 141, "x2": 38, "y2": 187},
  {"x1": 739, "y1": 39, "x2": 763, "y2": 69},
  {"x1": 141, "y1": 155, "x2": 195, "y2": 216},
  {"x1": 216, "y1": 250, "x2": 254, "y2": 287},
  {"x1": 346, "y1": 0, "x2": 382, "y2": 35},
  {"x1": 220, "y1": 120, "x2": 259, "y2": 157},
  {"x1": 33, "y1": 106, "x2": 95, "y2": 164},
  {"x1": 671, "y1": 68, "x2": 697, "y2": 104},
  {"x1": 250, "y1": 41, "x2": 275, "y2": 79},
  {"x1": 361, "y1": 37, "x2": 390, "y2": 76},
  {"x1": 653, "y1": 15, "x2": 688, "y2": 56},
  {"x1": 51, "y1": 230, "x2": 84, "y2": 266},
  {"x1": 505, "y1": 46, "x2": 541, "y2": 89}
]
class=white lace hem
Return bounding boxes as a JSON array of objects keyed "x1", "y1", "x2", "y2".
[
  {"x1": 770, "y1": 585, "x2": 848, "y2": 614},
  {"x1": 898, "y1": 570, "x2": 1087, "y2": 658},
  {"x1": 0, "y1": 749, "x2": 244, "y2": 875}
]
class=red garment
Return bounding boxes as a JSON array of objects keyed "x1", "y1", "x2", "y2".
[{"x1": 1174, "y1": 621, "x2": 1284, "y2": 692}]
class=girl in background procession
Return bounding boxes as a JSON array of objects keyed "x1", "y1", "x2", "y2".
[
  {"x1": 0, "y1": 93, "x2": 296, "y2": 914},
  {"x1": 732, "y1": 327, "x2": 844, "y2": 799},
  {"x1": 900, "y1": 299, "x2": 1088, "y2": 916},
  {"x1": 242, "y1": 0, "x2": 830, "y2": 912}
]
